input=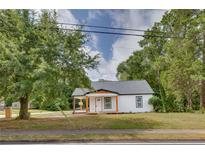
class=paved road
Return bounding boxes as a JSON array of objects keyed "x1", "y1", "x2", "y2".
[
  {"x1": 1, "y1": 139, "x2": 205, "y2": 144},
  {"x1": 2, "y1": 129, "x2": 205, "y2": 136}
]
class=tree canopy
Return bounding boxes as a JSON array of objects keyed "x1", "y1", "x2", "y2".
[
  {"x1": 0, "y1": 10, "x2": 99, "y2": 119},
  {"x1": 117, "y1": 10, "x2": 205, "y2": 112}
]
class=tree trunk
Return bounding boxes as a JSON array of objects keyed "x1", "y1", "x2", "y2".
[
  {"x1": 157, "y1": 69, "x2": 166, "y2": 112},
  {"x1": 200, "y1": 32, "x2": 205, "y2": 109},
  {"x1": 159, "y1": 84, "x2": 166, "y2": 112},
  {"x1": 19, "y1": 94, "x2": 30, "y2": 120},
  {"x1": 187, "y1": 97, "x2": 193, "y2": 109},
  {"x1": 201, "y1": 79, "x2": 205, "y2": 108},
  {"x1": 185, "y1": 92, "x2": 193, "y2": 111}
]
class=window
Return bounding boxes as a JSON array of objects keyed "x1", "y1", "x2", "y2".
[
  {"x1": 136, "y1": 96, "x2": 143, "y2": 108},
  {"x1": 104, "y1": 97, "x2": 112, "y2": 109}
]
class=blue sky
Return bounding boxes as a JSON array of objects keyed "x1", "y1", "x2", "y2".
[
  {"x1": 71, "y1": 10, "x2": 120, "y2": 60},
  {"x1": 57, "y1": 10, "x2": 166, "y2": 81}
]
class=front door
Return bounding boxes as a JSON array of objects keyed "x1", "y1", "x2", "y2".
[{"x1": 95, "y1": 97, "x2": 102, "y2": 112}]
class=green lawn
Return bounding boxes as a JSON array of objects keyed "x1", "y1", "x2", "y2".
[
  {"x1": 0, "y1": 109, "x2": 72, "y2": 117},
  {"x1": 1, "y1": 113, "x2": 205, "y2": 130},
  {"x1": 0, "y1": 109, "x2": 46, "y2": 115}
]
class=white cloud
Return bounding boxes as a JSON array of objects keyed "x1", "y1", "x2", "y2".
[
  {"x1": 57, "y1": 9, "x2": 78, "y2": 24},
  {"x1": 57, "y1": 9, "x2": 79, "y2": 30},
  {"x1": 35, "y1": 9, "x2": 79, "y2": 24},
  {"x1": 87, "y1": 10, "x2": 103, "y2": 21},
  {"x1": 86, "y1": 10, "x2": 166, "y2": 81},
  {"x1": 84, "y1": 46, "x2": 115, "y2": 81},
  {"x1": 90, "y1": 34, "x2": 98, "y2": 49},
  {"x1": 54, "y1": 10, "x2": 166, "y2": 82},
  {"x1": 56, "y1": 10, "x2": 106, "y2": 81}
]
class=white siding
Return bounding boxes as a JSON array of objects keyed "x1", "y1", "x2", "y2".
[
  {"x1": 118, "y1": 95, "x2": 153, "y2": 113},
  {"x1": 89, "y1": 96, "x2": 116, "y2": 113},
  {"x1": 88, "y1": 94, "x2": 153, "y2": 113},
  {"x1": 89, "y1": 97, "x2": 96, "y2": 112}
]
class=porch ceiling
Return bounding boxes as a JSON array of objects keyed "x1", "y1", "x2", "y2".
[
  {"x1": 74, "y1": 96, "x2": 86, "y2": 99},
  {"x1": 86, "y1": 93, "x2": 118, "y2": 97}
]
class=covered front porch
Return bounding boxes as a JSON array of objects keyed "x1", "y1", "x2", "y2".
[
  {"x1": 72, "y1": 96, "x2": 86, "y2": 114},
  {"x1": 72, "y1": 90, "x2": 119, "y2": 114}
]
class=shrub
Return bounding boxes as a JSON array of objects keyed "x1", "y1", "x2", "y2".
[
  {"x1": 192, "y1": 92, "x2": 200, "y2": 110},
  {"x1": 40, "y1": 98, "x2": 69, "y2": 111},
  {"x1": 31, "y1": 95, "x2": 71, "y2": 111},
  {"x1": 31, "y1": 101, "x2": 41, "y2": 109},
  {"x1": 5, "y1": 98, "x2": 13, "y2": 107},
  {"x1": 149, "y1": 94, "x2": 200, "y2": 113},
  {"x1": 148, "y1": 96, "x2": 163, "y2": 112},
  {"x1": 164, "y1": 95, "x2": 185, "y2": 112}
]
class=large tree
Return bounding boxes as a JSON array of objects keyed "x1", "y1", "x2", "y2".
[
  {"x1": 0, "y1": 10, "x2": 99, "y2": 119},
  {"x1": 117, "y1": 10, "x2": 203, "y2": 111},
  {"x1": 117, "y1": 23, "x2": 168, "y2": 111},
  {"x1": 162, "y1": 38, "x2": 202, "y2": 109},
  {"x1": 186, "y1": 10, "x2": 205, "y2": 109}
]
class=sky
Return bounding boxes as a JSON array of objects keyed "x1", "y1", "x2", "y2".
[{"x1": 57, "y1": 10, "x2": 166, "y2": 81}]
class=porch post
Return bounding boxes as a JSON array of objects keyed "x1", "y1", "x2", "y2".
[
  {"x1": 86, "y1": 96, "x2": 89, "y2": 113},
  {"x1": 79, "y1": 98, "x2": 83, "y2": 111},
  {"x1": 116, "y1": 96, "x2": 118, "y2": 113},
  {"x1": 73, "y1": 97, "x2": 76, "y2": 114}
]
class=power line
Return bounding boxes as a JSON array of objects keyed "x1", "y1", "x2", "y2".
[
  {"x1": 0, "y1": 18, "x2": 182, "y2": 39},
  {"x1": 58, "y1": 22, "x2": 148, "y2": 33},
  {"x1": 57, "y1": 22, "x2": 179, "y2": 36},
  {"x1": 57, "y1": 27, "x2": 181, "y2": 39}
]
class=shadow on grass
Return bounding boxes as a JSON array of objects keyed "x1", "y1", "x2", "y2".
[
  {"x1": 0, "y1": 115, "x2": 164, "y2": 130},
  {"x1": 104, "y1": 118, "x2": 163, "y2": 129}
]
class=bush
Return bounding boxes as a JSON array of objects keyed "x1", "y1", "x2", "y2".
[
  {"x1": 5, "y1": 98, "x2": 13, "y2": 107},
  {"x1": 31, "y1": 101, "x2": 41, "y2": 109},
  {"x1": 192, "y1": 92, "x2": 200, "y2": 110},
  {"x1": 40, "y1": 98, "x2": 69, "y2": 111},
  {"x1": 149, "y1": 92, "x2": 201, "y2": 113},
  {"x1": 149, "y1": 96, "x2": 163, "y2": 112},
  {"x1": 164, "y1": 95, "x2": 185, "y2": 112},
  {"x1": 31, "y1": 95, "x2": 71, "y2": 111}
]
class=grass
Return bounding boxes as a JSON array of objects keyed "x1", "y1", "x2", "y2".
[
  {"x1": 2, "y1": 134, "x2": 205, "y2": 141},
  {"x1": 0, "y1": 109, "x2": 44, "y2": 115},
  {"x1": 1, "y1": 113, "x2": 205, "y2": 130},
  {"x1": 0, "y1": 109, "x2": 72, "y2": 117}
]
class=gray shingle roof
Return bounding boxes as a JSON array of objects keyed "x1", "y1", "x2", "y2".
[
  {"x1": 72, "y1": 80, "x2": 154, "y2": 96},
  {"x1": 91, "y1": 80, "x2": 154, "y2": 94},
  {"x1": 71, "y1": 88, "x2": 90, "y2": 96}
]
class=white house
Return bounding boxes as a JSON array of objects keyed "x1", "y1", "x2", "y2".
[{"x1": 72, "y1": 80, "x2": 154, "y2": 114}]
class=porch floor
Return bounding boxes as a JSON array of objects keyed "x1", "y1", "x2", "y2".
[{"x1": 73, "y1": 110, "x2": 86, "y2": 114}]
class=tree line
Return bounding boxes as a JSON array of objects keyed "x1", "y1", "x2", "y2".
[{"x1": 117, "y1": 10, "x2": 205, "y2": 112}]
